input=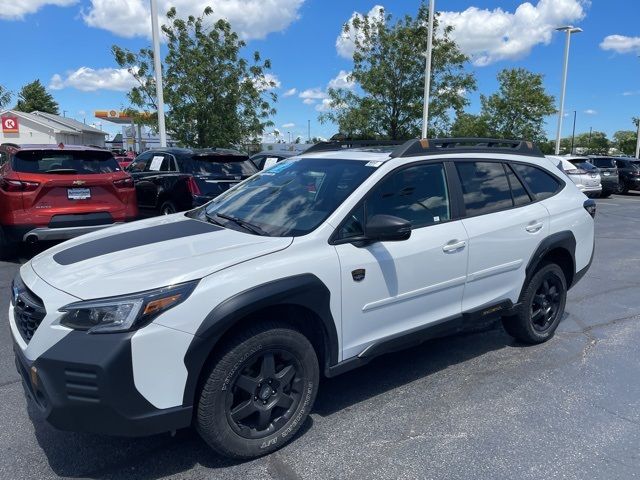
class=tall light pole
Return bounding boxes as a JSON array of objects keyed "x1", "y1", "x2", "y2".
[
  {"x1": 421, "y1": 0, "x2": 435, "y2": 139},
  {"x1": 150, "y1": 0, "x2": 167, "y2": 147},
  {"x1": 570, "y1": 110, "x2": 577, "y2": 154},
  {"x1": 635, "y1": 119, "x2": 640, "y2": 159},
  {"x1": 554, "y1": 26, "x2": 582, "y2": 155}
]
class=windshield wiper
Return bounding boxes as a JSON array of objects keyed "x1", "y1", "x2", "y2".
[
  {"x1": 214, "y1": 212, "x2": 269, "y2": 236},
  {"x1": 46, "y1": 168, "x2": 77, "y2": 174},
  {"x1": 204, "y1": 211, "x2": 225, "y2": 227}
]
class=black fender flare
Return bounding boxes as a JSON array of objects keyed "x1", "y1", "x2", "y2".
[
  {"x1": 182, "y1": 274, "x2": 338, "y2": 406},
  {"x1": 525, "y1": 230, "x2": 576, "y2": 284}
]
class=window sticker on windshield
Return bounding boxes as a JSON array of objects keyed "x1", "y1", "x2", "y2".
[
  {"x1": 263, "y1": 157, "x2": 279, "y2": 169},
  {"x1": 263, "y1": 160, "x2": 296, "y2": 175},
  {"x1": 149, "y1": 155, "x2": 164, "y2": 171},
  {"x1": 365, "y1": 161, "x2": 384, "y2": 168},
  {"x1": 434, "y1": 216, "x2": 440, "y2": 222}
]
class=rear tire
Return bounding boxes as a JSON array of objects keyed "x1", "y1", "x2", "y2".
[
  {"x1": 600, "y1": 191, "x2": 611, "y2": 198},
  {"x1": 618, "y1": 183, "x2": 629, "y2": 195},
  {"x1": 196, "y1": 322, "x2": 319, "y2": 459},
  {"x1": 0, "y1": 226, "x2": 15, "y2": 261},
  {"x1": 502, "y1": 262, "x2": 567, "y2": 344},
  {"x1": 160, "y1": 200, "x2": 177, "y2": 215}
]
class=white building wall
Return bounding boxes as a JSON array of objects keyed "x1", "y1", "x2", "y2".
[{"x1": 0, "y1": 116, "x2": 57, "y2": 145}]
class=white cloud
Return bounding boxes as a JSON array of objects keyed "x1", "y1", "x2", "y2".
[
  {"x1": 283, "y1": 88, "x2": 297, "y2": 97},
  {"x1": 623, "y1": 91, "x2": 640, "y2": 97},
  {"x1": 327, "y1": 70, "x2": 355, "y2": 90},
  {"x1": 49, "y1": 67, "x2": 137, "y2": 92},
  {"x1": 336, "y1": 5, "x2": 384, "y2": 59},
  {"x1": 0, "y1": 0, "x2": 77, "y2": 20},
  {"x1": 600, "y1": 35, "x2": 640, "y2": 54},
  {"x1": 439, "y1": 0, "x2": 587, "y2": 66},
  {"x1": 315, "y1": 98, "x2": 334, "y2": 112},
  {"x1": 299, "y1": 88, "x2": 328, "y2": 105},
  {"x1": 252, "y1": 73, "x2": 281, "y2": 91},
  {"x1": 82, "y1": 0, "x2": 304, "y2": 40},
  {"x1": 584, "y1": 109, "x2": 597, "y2": 115},
  {"x1": 282, "y1": 122, "x2": 295, "y2": 128}
]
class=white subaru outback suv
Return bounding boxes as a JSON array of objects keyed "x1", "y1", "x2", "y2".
[{"x1": 10, "y1": 138, "x2": 595, "y2": 459}]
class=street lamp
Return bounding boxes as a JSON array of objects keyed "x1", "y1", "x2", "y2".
[
  {"x1": 150, "y1": 0, "x2": 167, "y2": 147},
  {"x1": 554, "y1": 26, "x2": 582, "y2": 155},
  {"x1": 421, "y1": 0, "x2": 435, "y2": 139}
]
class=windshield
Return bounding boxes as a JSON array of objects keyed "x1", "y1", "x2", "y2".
[
  {"x1": 200, "y1": 158, "x2": 377, "y2": 236},
  {"x1": 188, "y1": 156, "x2": 257, "y2": 176},
  {"x1": 13, "y1": 150, "x2": 121, "y2": 174}
]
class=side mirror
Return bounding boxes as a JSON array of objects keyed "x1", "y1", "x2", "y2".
[{"x1": 365, "y1": 214, "x2": 411, "y2": 242}]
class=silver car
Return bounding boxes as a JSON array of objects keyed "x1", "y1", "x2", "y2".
[{"x1": 547, "y1": 155, "x2": 602, "y2": 197}]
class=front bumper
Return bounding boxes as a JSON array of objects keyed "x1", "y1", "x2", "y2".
[{"x1": 13, "y1": 330, "x2": 192, "y2": 437}]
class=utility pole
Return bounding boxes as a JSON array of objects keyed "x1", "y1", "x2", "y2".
[
  {"x1": 635, "y1": 119, "x2": 640, "y2": 159},
  {"x1": 588, "y1": 126, "x2": 592, "y2": 151},
  {"x1": 570, "y1": 110, "x2": 577, "y2": 154},
  {"x1": 421, "y1": 0, "x2": 435, "y2": 139},
  {"x1": 308, "y1": 120, "x2": 311, "y2": 143},
  {"x1": 554, "y1": 26, "x2": 582, "y2": 155},
  {"x1": 150, "y1": 0, "x2": 167, "y2": 147}
]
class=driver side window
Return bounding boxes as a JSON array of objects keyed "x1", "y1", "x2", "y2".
[{"x1": 337, "y1": 162, "x2": 451, "y2": 239}]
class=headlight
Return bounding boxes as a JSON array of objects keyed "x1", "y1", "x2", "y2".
[{"x1": 59, "y1": 280, "x2": 198, "y2": 334}]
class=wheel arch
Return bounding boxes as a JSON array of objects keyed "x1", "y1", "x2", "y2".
[
  {"x1": 182, "y1": 274, "x2": 339, "y2": 407},
  {"x1": 525, "y1": 231, "x2": 576, "y2": 290}
]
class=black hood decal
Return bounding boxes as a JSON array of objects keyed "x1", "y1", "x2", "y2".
[{"x1": 53, "y1": 219, "x2": 222, "y2": 265}]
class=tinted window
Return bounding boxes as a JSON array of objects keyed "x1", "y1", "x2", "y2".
[
  {"x1": 505, "y1": 165, "x2": 531, "y2": 206},
  {"x1": 570, "y1": 160, "x2": 597, "y2": 171},
  {"x1": 186, "y1": 156, "x2": 257, "y2": 176},
  {"x1": 202, "y1": 158, "x2": 375, "y2": 236},
  {"x1": 365, "y1": 163, "x2": 450, "y2": 229},
  {"x1": 13, "y1": 150, "x2": 120, "y2": 174},
  {"x1": 511, "y1": 163, "x2": 561, "y2": 200},
  {"x1": 456, "y1": 162, "x2": 512, "y2": 216},
  {"x1": 128, "y1": 152, "x2": 152, "y2": 172},
  {"x1": 591, "y1": 158, "x2": 615, "y2": 168}
]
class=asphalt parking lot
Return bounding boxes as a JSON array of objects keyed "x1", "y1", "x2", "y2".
[{"x1": 1, "y1": 195, "x2": 639, "y2": 480}]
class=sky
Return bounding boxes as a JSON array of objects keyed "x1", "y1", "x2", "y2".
[{"x1": 1, "y1": 0, "x2": 639, "y2": 143}]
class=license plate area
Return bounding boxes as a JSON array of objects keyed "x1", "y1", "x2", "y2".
[{"x1": 67, "y1": 188, "x2": 91, "y2": 200}]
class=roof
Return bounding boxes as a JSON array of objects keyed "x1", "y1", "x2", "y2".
[
  {"x1": 31, "y1": 111, "x2": 107, "y2": 135},
  {"x1": 148, "y1": 147, "x2": 248, "y2": 157},
  {"x1": 251, "y1": 150, "x2": 297, "y2": 158},
  {"x1": 1, "y1": 109, "x2": 77, "y2": 133}
]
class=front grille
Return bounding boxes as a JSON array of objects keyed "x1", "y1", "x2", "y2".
[{"x1": 12, "y1": 277, "x2": 46, "y2": 344}]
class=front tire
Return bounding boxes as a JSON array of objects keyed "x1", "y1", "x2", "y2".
[
  {"x1": 196, "y1": 322, "x2": 319, "y2": 459},
  {"x1": 502, "y1": 262, "x2": 567, "y2": 344}
]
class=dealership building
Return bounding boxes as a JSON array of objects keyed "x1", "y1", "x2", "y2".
[{"x1": 0, "y1": 110, "x2": 107, "y2": 147}]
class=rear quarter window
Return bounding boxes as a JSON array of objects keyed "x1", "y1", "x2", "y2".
[
  {"x1": 186, "y1": 156, "x2": 258, "y2": 176},
  {"x1": 511, "y1": 163, "x2": 562, "y2": 200}
]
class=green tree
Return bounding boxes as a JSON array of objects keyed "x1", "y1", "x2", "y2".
[
  {"x1": 15, "y1": 80, "x2": 59, "y2": 114},
  {"x1": 613, "y1": 130, "x2": 636, "y2": 155},
  {"x1": 480, "y1": 68, "x2": 555, "y2": 142},
  {"x1": 0, "y1": 85, "x2": 11, "y2": 110},
  {"x1": 573, "y1": 131, "x2": 609, "y2": 155},
  {"x1": 320, "y1": 4, "x2": 476, "y2": 139},
  {"x1": 450, "y1": 113, "x2": 490, "y2": 138},
  {"x1": 113, "y1": 7, "x2": 276, "y2": 147}
]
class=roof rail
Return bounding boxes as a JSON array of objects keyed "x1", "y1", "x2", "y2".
[
  {"x1": 304, "y1": 139, "x2": 407, "y2": 154},
  {"x1": 390, "y1": 138, "x2": 544, "y2": 158},
  {"x1": 1, "y1": 142, "x2": 20, "y2": 149}
]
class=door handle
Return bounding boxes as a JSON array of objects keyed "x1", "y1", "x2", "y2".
[
  {"x1": 442, "y1": 240, "x2": 466, "y2": 253},
  {"x1": 525, "y1": 222, "x2": 544, "y2": 233}
]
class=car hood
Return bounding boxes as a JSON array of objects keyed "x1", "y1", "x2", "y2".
[{"x1": 29, "y1": 214, "x2": 293, "y2": 299}]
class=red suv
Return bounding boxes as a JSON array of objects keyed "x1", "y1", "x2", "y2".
[{"x1": 0, "y1": 143, "x2": 138, "y2": 254}]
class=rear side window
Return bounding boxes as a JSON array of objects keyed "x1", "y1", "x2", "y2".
[
  {"x1": 511, "y1": 164, "x2": 561, "y2": 200},
  {"x1": 456, "y1": 162, "x2": 513, "y2": 216},
  {"x1": 186, "y1": 156, "x2": 258, "y2": 176},
  {"x1": 13, "y1": 150, "x2": 120, "y2": 174},
  {"x1": 591, "y1": 158, "x2": 615, "y2": 168},
  {"x1": 505, "y1": 165, "x2": 531, "y2": 206}
]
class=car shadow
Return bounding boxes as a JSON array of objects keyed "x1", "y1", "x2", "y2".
[{"x1": 30, "y1": 320, "x2": 518, "y2": 479}]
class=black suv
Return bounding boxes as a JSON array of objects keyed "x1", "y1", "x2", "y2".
[
  {"x1": 611, "y1": 157, "x2": 640, "y2": 194},
  {"x1": 587, "y1": 156, "x2": 619, "y2": 197},
  {"x1": 127, "y1": 148, "x2": 258, "y2": 215}
]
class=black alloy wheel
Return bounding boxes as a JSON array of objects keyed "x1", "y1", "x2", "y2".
[
  {"x1": 161, "y1": 201, "x2": 176, "y2": 215},
  {"x1": 227, "y1": 349, "x2": 303, "y2": 439},
  {"x1": 530, "y1": 275, "x2": 563, "y2": 333}
]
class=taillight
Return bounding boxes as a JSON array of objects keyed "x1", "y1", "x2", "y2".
[
  {"x1": 0, "y1": 178, "x2": 39, "y2": 192},
  {"x1": 186, "y1": 176, "x2": 201, "y2": 196},
  {"x1": 584, "y1": 198, "x2": 596, "y2": 218},
  {"x1": 113, "y1": 177, "x2": 134, "y2": 189}
]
